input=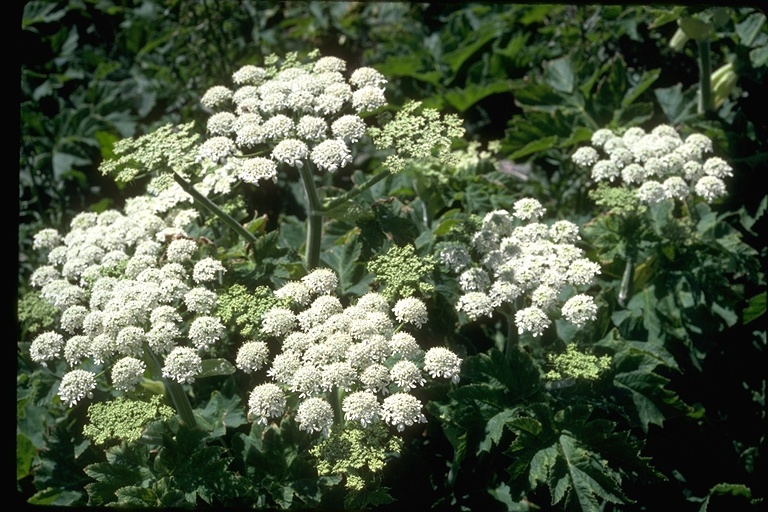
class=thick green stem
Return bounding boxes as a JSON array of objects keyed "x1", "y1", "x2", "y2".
[
  {"x1": 618, "y1": 256, "x2": 635, "y2": 308},
  {"x1": 143, "y1": 343, "x2": 198, "y2": 429},
  {"x1": 331, "y1": 386, "x2": 344, "y2": 426},
  {"x1": 172, "y1": 171, "x2": 257, "y2": 244},
  {"x1": 697, "y1": 38, "x2": 713, "y2": 114},
  {"x1": 298, "y1": 164, "x2": 324, "y2": 270},
  {"x1": 503, "y1": 308, "x2": 519, "y2": 360}
]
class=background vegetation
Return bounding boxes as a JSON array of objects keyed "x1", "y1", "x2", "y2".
[{"x1": 19, "y1": 2, "x2": 766, "y2": 510}]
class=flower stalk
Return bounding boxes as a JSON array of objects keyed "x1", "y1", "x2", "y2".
[
  {"x1": 298, "y1": 163, "x2": 324, "y2": 270},
  {"x1": 143, "y1": 343, "x2": 198, "y2": 429},
  {"x1": 172, "y1": 171, "x2": 257, "y2": 245}
]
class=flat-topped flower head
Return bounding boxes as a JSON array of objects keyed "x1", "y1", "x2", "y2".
[
  {"x1": 515, "y1": 306, "x2": 551, "y2": 337},
  {"x1": 573, "y1": 125, "x2": 732, "y2": 205},
  {"x1": 296, "y1": 397, "x2": 334, "y2": 436},
  {"x1": 162, "y1": 346, "x2": 202, "y2": 384},
  {"x1": 302, "y1": 268, "x2": 339, "y2": 295},
  {"x1": 262, "y1": 307, "x2": 298, "y2": 337},
  {"x1": 200, "y1": 85, "x2": 233, "y2": 110},
  {"x1": 111, "y1": 357, "x2": 146, "y2": 392},
  {"x1": 512, "y1": 198, "x2": 546, "y2": 221},
  {"x1": 350, "y1": 67, "x2": 387, "y2": 88},
  {"x1": 271, "y1": 138, "x2": 309, "y2": 168},
  {"x1": 424, "y1": 347, "x2": 462, "y2": 383},
  {"x1": 392, "y1": 297, "x2": 428, "y2": 327},
  {"x1": 248, "y1": 383, "x2": 287, "y2": 425},
  {"x1": 232, "y1": 65, "x2": 267, "y2": 86},
  {"x1": 561, "y1": 294, "x2": 598, "y2": 328},
  {"x1": 342, "y1": 391, "x2": 381, "y2": 427},
  {"x1": 381, "y1": 393, "x2": 427, "y2": 432},
  {"x1": 456, "y1": 291, "x2": 494, "y2": 321},
  {"x1": 58, "y1": 369, "x2": 97, "y2": 407},
  {"x1": 192, "y1": 257, "x2": 226, "y2": 283},
  {"x1": 30, "y1": 331, "x2": 65, "y2": 363},
  {"x1": 310, "y1": 139, "x2": 352, "y2": 173},
  {"x1": 236, "y1": 341, "x2": 270, "y2": 373},
  {"x1": 390, "y1": 360, "x2": 425, "y2": 389},
  {"x1": 234, "y1": 157, "x2": 278, "y2": 185}
]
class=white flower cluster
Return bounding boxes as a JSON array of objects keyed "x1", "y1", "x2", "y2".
[
  {"x1": 439, "y1": 198, "x2": 601, "y2": 337},
  {"x1": 199, "y1": 52, "x2": 389, "y2": 186},
  {"x1": 28, "y1": 203, "x2": 228, "y2": 407},
  {"x1": 245, "y1": 269, "x2": 461, "y2": 436},
  {"x1": 571, "y1": 125, "x2": 732, "y2": 204}
]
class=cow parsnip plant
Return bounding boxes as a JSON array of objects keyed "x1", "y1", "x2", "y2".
[{"x1": 18, "y1": 6, "x2": 766, "y2": 510}]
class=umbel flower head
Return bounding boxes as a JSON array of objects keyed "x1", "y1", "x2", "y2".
[
  {"x1": 571, "y1": 124, "x2": 732, "y2": 205},
  {"x1": 27, "y1": 189, "x2": 230, "y2": 407},
  {"x1": 438, "y1": 198, "x2": 601, "y2": 337},
  {"x1": 243, "y1": 269, "x2": 461, "y2": 436},
  {"x1": 196, "y1": 50, "x2": 390, "y2": 188}
]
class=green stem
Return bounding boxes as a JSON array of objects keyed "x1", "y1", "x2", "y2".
[
  {"x1": 172, "y1": 171, "x2": 257, "y2": 244},
  {"x1": 618, "y1": 256, "x2": 635, "y2": 308},
  {"x1": 298, "y1": 163, "x2": 324, "y2": 270},
  {"x1": 503, "y1": 307, "x2": 519, "y2": 360},
  {"x1": 323, "y1": 169, "x2": 392, "y2": 213},
  {"x1": 697, "y1": 38, "x2": 713, "y2": 114},
  {"x1": 331, "y1": 386, "x2": 344, "y2": 426},
  {"x1": 143, "y1": 343, "x2": 198, "y2": 429}
]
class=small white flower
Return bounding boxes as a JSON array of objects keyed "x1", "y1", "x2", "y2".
[
  {"x1": 392, "y1": 297, "x2": 428, "y2": 327},
  {"x1": 232, "y1": 65, "x2": 266, "y2": 85},
  {"x1": 313, "y1": 56, "x2": 347, "y2": 73},
  {"x1": 512, "y1": 198, "x2": 546, "y2": 221},
  {"x1": 111, "y1": 356, "x2": 146, "y2": 391},
  {"x1": 262, "y1": 307, "x2": 297, "y2": 337},
  {"x1": 342, "y1": 391, "x2": 382, "y2": 427},
  {"x1": 456, "y1": 292, "x2": 494, "y2": 320},
  {"x1": 663, "y1": 176, "x2": 690, "y2": 201},
  {"x1": 514, "y1": 306, "x2": 551, "y2": 337},
  {"x1": 33, "y1": 228, "x2": 62, "y2": 251},
  {"x1": 30, "y1": 331, "x2": 65, "y2": 362},
  {"x1": 188, "y1": 315, "x2": 225, "y2": 351},
  {"x1": 301, "y1": 268, "x2": 338, "y2": 295},
  {"x1": 381, "y1": 393, "x2": 427, "y2": 432},
  {"x1": 296, "y1": 115, "x2": 328, "y2": 142},
  {"x1": 459, "y1": 267, "x2": 491, "y2": 293},
  {"x1": 350, "y1": 67, "x2": 387, "y2": 88},
  {"x1": 310, "y1": 139, "x2": 352, "y2": 173},
  {"x1": 424, "y1": 347, "x2": 462, "y2": 383},
  {"x1": 235, "y1": 157, "x2": 278, "y2": 185},
  {"x1": 166, "y1": 238, "x2": 198, "y2": 263},
  {"x1": 272, "y1": 138, "x2": 309, "y2": 168},
  {"x1": 636, "y1": 180, "x2": 666, "y2": 204},
  {"x1": 331, "y1": 115, "x2": 367, "y2": 144},
  {"x1": 703, "y1": 157, "x2": 733, "y2": 178},
  {"x1": 694, "y1": 176, "x2": 727, "y2": 202},
  {"x1": 295, "y1": 397, "x2": 334, "y2": 436},
  {"x1": 248, "y1": 383, "x2": 286, "y2": 425},
  {"x1": 352, "y1": 85, "x2": 387, "y2": 113},
  {"x1": 561, "y1": 294, "x2": 598, "y2": 328},
  {"x1": 58, "y1": 369, "x2": 96, "y2": 407},
  {"x1": 198, "y1": 136, "x2": 236, "y2": 164},
  {"x1": 206, "y1": 112, "x2": 236, "y2": 135},
  {"x1": 439, "y1": 243, "x2": 472, "y2": 273},
  {"x1": 162, "y1": 346, "x2": 202, "y2": 384},
  {"x1": 390, "y1": 360, "x2": 425, "y2": 389},
  {"x1": 200, "y1": 85, "x2": 233, "y2": 109},
  {"x1": 236, "y1": 341, "x2": 270, "y2": 374},
  {"x1": 192, "y1": 257, "x2": 226, "y2": 283}
]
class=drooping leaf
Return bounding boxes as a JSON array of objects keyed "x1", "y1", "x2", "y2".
[{"x1": 197, "y1": 358, "x2": 236, "y2": 379}]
